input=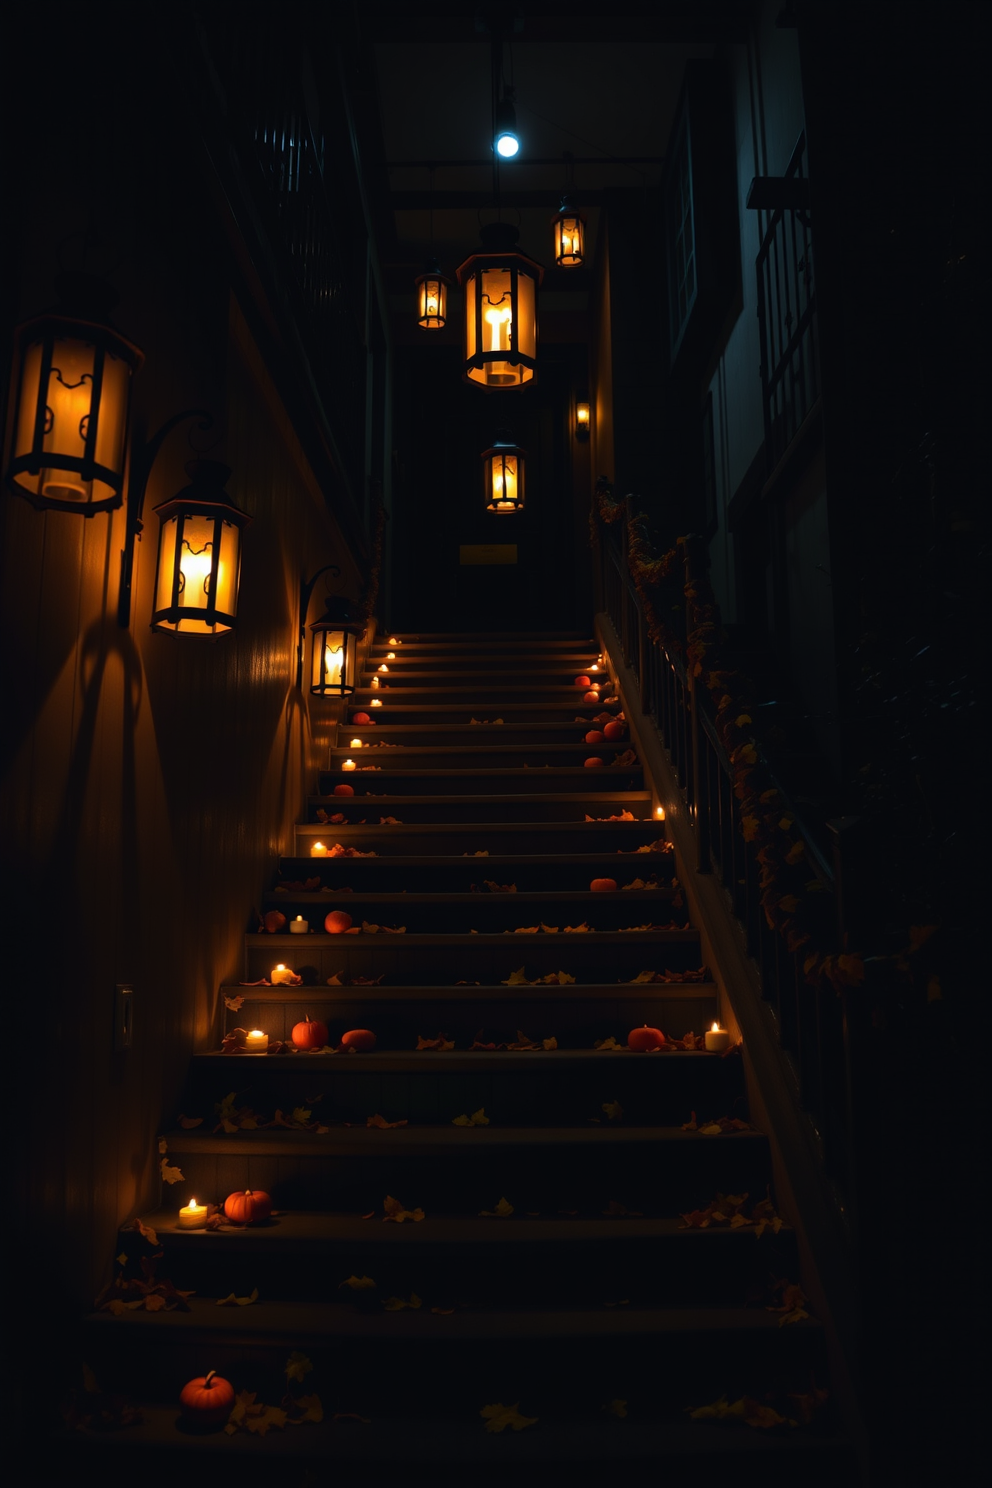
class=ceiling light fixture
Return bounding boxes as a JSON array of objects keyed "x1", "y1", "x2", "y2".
[{"x1": 494, "y1": 90, "x2": 520, "y2": 159}]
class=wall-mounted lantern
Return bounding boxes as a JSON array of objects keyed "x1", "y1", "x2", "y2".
[
  {"x1": 481, "y1": 431, "x2": 525, "y2": 513},
  {"x1": 149, "y1": 461, "x2": 251, "y2": 636},
  {"x1": 4, "y1": 273, "x2": 143, "y2": 515},
  {"x1": 553, "y1": 198, "x2": 585, "y2": 268},
  {"x1": 415, "y1": 261, "x2": 450, "y2": 329},
  {"x1": 299, "y1": 566, "x2": 365, "y2": 696},
  {"x1": 575, "y1": 401, "x2": 591, "y2": 440},
  {"x1": 456, "y1": 223, "x2": 543, "y2": 390}
]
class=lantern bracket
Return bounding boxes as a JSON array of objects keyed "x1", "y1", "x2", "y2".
[
  {"x1": 117, "y1": 409, "x2": 213, "y2": 628},
  {"x1": 297, "y1": 564, "x2": 342, "y2": 690}
]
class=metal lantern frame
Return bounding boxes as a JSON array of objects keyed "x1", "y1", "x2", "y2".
[
  {"x1": 481, "y1": 432, "x2": 525, "y2": 514},
  {"x1": 308, "y1": 597, "x2": 365, "y2": 698},
  {"x1": 553, "y1": 198, "x2": 586, "y2": 268},
  {"x1": 456, "y1": 224, "x2": 543, "y2": 391},
  {"x1": 150, "y1": 460, "x2": 251, "y2": 636},
  {"x1": 415, "y1": 261, "x2": 450, "y2": 329},
  {"x1": 5, "y1": 274, "x2": 144, "y2": 515}
]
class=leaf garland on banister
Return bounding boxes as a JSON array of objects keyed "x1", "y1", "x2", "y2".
[{"x1": 592, "y1": 483, "x2": 941, "y2": 1008}]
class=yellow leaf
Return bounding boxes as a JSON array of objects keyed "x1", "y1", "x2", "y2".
[
  {"x1": 116, "y1": 1253, "x2": 128, "y2": 1267},
  {"x1": 480, "y1": 1196, "x2": 514, "y2": 1218},
  {"x1": 542, "y1": 1037, "x2": 558, "y2": 1050},
  {"x1": 698, "y1": 1122, "x2": 723, "y2": 1135},
  {"x1": 502, "y1": 966, "x2": 531, "y2": 985},
  {"x1": 602, "y1": 1100, "x2": 623, "y2": 1122},
  {"x1": 689, "y1": 1395, "x2": 745, "y2": 1422},
  {"x1": 452, "y1": 1107, "x2": 490, "y2": 1127},
  {"x1": 291, "y1": 1107, "x2": 312, "y2": 1126},
  {"x1": 160, "y1": 1159, "x2": 184, "y2": 1185},
  {"x1": 245, "y1": 1405, "x2": 287, "y2": 1436},
  {"x1": 594, "y1": 1036, "x2": 622, "y2": 1050},
  {"x1": 157, "y1": 1138, "x2": 169, "y2": 1155},
  {"x1": 339, "y1": 1275, "x2": 377, "y2": 1291},
  {"x1": 143, "y1": 1294, "x2": 168, "y2": 1312},
  {"x1": 786, "y1": 840, "x2": 805, "y2": 864},
  {"x1": 382, "y1": 1293, "x2": 422, "y2": 1311},
  {"x1": 216, "y1": 1288, "x2": 259, "y2": 1307},
  {"x1": 603, "y1": 1398, "x2": 628, "y2": 1418},
  {"x1": 383, "y1": 1195, "x2": 425, "y2": 1223},
  {"x1": 555, "y1": 970, "x2": 576, "y2": 984},
  {"x1": 481, "y1": 1401, "x2": 538, "y2": 1433},
  {"x1": 291, "y1": 1393, "x2": 324, "y2": 1425},
  {"x1": 285, "y1": 1351, "x2": 313, "y2": 1383},
  {"x1": 927, "y1": 976, "x2": 943, "y2": 1002},
  {"x1": 778, "y1": 816, "x2": 793, "y2": 832}
]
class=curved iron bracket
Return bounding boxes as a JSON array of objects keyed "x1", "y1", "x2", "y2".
[{"x1": 296, "y1": 563, "x2": 342, "y2": 690}]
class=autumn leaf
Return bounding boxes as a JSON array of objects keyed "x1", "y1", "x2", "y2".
[
  {"x1": 339, "y1": 1275, "x2": 377, "y2": 1292},
  {"x1": 513, "y1": 925, "x2": 540, "y2": 935},
  {"x1": 216, "y1": 1287, "x2": 259, "y2": 1307},
  {"x1": 116, "y1": 1252, "x2": 128, "y2": 1267},
  {"x1": 245, "y1": 1404, "x2": 288, "y2": 1436},
  {"x1": 602, "y1": 1398, "x2": 628, "y2": 1418},
  {"x1": 549, "y1": 970, "x2": 576, "y2": 984},
  {"x1": 602, "y1": 1100, "x2": 623, "y2": 1121},
  {"x1": 480, "y1": 1196, "x2": 514, "y2": 1218},
  {"x1": 177, "y1": 1114, "x2": 203, "y2": 1129},
  {"x1": 594, "y1": 1036, "x2": 623, "y2": 1050},
  {"x1": 502, "y1": 966, "x2": 532, "y2": 986},
  {"x1": 132, "y1": 1218, "x2": 159, "y2": 1246},
  {"x1": 542, "y1": 1036, "x2": 558, "y2": 1050},
  {"x1": 563, "y1": 922, "x2": 590, "y2": 933},
  {"x1": 367, "y1": 1113, "x2": 408, "y2": 1129},
  {"x1": 481, "y1": 1402, "x2": 537, "y2": 1433},
  {"x1": 689, "y1": 1395, "x2": 746, "y2": 1423},
  {"x1": 416, "y1": 1033, "x2": 455, "y2": 1051},
  {"x1": 539, "y1": 922, "x2": 559, "y2": 934},
  {"x1": 160, "y1": 1159, "x2": 184, "y2": 1185},
  {"x1": 452, "y1": 1108, "x2": 489, "y2": 1127},
  {"x1": 286, "y1": 1393, "x2": 324, "y2": 1425},
  {"x1": 383, "y1": 1195, "x2": 425, "y2": 1223},
  {"x1": 382, "y1": 1293, "x2": 422, "y2": 1311},
  {"x1": 285, "y1": 1351, "x2": 313, "y2": 1383}
]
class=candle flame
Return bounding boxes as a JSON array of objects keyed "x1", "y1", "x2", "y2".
[
  {"x1": 295, "y1": 915, "x2": 303, "y2": 921},
  {"x1": 370, "y1": 698, "x2": 381, "y2": 706},
  {"x1": 313, "y1": 842, "x2": 324, "y2": 851},
  {"x1": 250, "y1": 1029, "x2": 264, "y2": 1037},
  {"x1": 276, "y1": 965, "x2": 285, "y2": 973},
  {"x1": 378, "y1": 664, "x2": 389, "y2": 672},
  {"x1": 484, "y1": 304, "x2": 512, "y2": 351},
  {"x1": 711, "y1": 1022, "x2": 722, "y2": 1033}
]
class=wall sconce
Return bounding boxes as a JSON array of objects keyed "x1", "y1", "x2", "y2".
[
  {"x1": 553, "y1": 198, "x2": 586, "y2": 268},
  {"x1": 481, "y1": 431, "x2": 525, "y2": 514},
  {"x1": 575, "y1": 401, "x2": 591, "y2": 440},
  {"x1": 456, "y1": 223, "x2": 542, "y2": 391},
  {"x1": 148, "y1": 461, "x2": 251, "y2": 635},
  {"x1": 299, "y1": 565, "x2": 365, "y2": 696},
  {"x1": 415, "y1": 261, "x2": 450, "y2": 329},
  {"x1": 4, "y1": 274, "x2": 143, "y2": 514}
]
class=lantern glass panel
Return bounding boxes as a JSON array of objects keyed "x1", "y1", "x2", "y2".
[
  {"x1": 480, "y1": 267, "x2": 514, "y2": 386},
  {"x1": 154, "y1": 512, "x2": 180, "y2": 616},
  {"x1": 464, "y1": 272, "x2": 478, "y2": 361},
  {"x1": 418, "y1": 276, "x2": 447, "y2": 328},
  {"x1": 311, "y1": 627, "x2": 357, "y2": 696},
  {"x1": 555, "y1": 213, "x2": 584, "y2": 267},
  {"x1": 152, "y1": 512, "x2": 242, "y2": 635},
  {"x1": 515, "y1": 271, "x2": 536, "y2": 362}
]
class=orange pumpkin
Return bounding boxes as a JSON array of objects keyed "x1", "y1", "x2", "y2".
[
  {"x1": 583, "y1": 691, "x2": 600, "y2": 703},
  {"x1": 262, "y1": 910, "x2": 287, "y2": 934},
  {"x1": 584, "y1": 756, "x2": 605, "y2": 769},
  {"x1": 340, "y1": 1028, "x2": 376, "y2": 1051},
  {"x1": 584, "y1": 730, "x2": 604, "y2": 744},
  {"x1": 333, "y1": 783, "x2": 355, "y2": 797},
  {"x1": 574, "y1": 675, "x2": 591, "y2": 688},
  {"x1": 352, "y1": 712, "x2": 371, "y2": 724},
  {"x1": 603, "y1": 720, "x2": 625, "y2": 741},
  {"x1": 590, "y1": 877, "x2": 617, "y2": 893},
  {"x1": 222, "y1": 1189, "x2": 272, "y2": 1224},
  {"x1": 292, "y1": 1015, "x2": 329, "y2": 1050},
  {"x1": 180, "y1": 1370, "x2": 235, "y2": 1427},
  {"x1": 325, "y1": 910, "x2": 353, "y2": 934},
  {"x1": 627, "y1": 1025, "x2": 665, "y2": 1051}
]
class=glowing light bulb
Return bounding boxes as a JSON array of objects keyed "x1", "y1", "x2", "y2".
[
  {"x1": 323, "y1": 644, "x2": 343, "y2": 688},
  {"x1": 484, "y1": 305, "x2": 512, "y2": 352}
]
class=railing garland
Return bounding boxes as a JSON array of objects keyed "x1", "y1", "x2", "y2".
[{"x1": 593, "y1": 484, "x2": 940, "y2": 1005}]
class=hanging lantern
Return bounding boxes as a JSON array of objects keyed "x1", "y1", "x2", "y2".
[
  {"x1": 481, "y1": 432, "x2": 525, "y2": 514},
  {"x1": 309, "y1": 598, "x2": 365, "y2": 697},
  {"x1": 150, "y1": 461, "x2": 250, "y2": 636},
  {"x1": 553, "y1": 198, "x2": 586, "y2": 268},
  {"x1": 4, "y1": 273, "x2": 143, "y2": 515},
  {"x1": 575, "y1": 401, "x2": 591, "y2": 439},
  {"x1": 415, "y1": 261, "x2": 450, "y2": 329},
  {"x1": 456, "y1": 223, "x2": 543, "y2": 390}
]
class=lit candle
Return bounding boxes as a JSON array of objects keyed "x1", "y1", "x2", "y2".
[
  {"x1": 290, "y1": 915, "x2": 309, "y2": 934},
  {"x1": 310, "y1": 841, "x2": 329, "y2": 858},
  {"x1": 271, "y1": 964, "x2": 296, "y2": 986},
  {"x1": 350, "y1": 738, "x2": 363, "y2": 749},
  {"x1": 370, "y1": 698, "x2": 382, "y2": 707},
  {"x1": 386, "y1": 651, "x2": 396, "y2": 659},
  {"x1": 178, "y1": 1198, "x2": 208, "y2": 1230},
  {"x1": 388, "y1": 637, "x2": 400, "y2": 645},
  {"x1": 245, "y1": 1029, "x2": 269, "y2": 1052},
  {"x1": 341, "y1": 758, "x2": 357, "y2": 772},
  {"x1": 656, "y1": 806, "x2": 666, "y2": 819},
  {"x1": 378, "y1": 664, "x2": 389, "y2": 673},
  {"x1": 705, "y1": 1022, "x2": 731, "y2": 1053},
  {"x1": 371, "y1": 676, "x2": 379, "y2": 690}
]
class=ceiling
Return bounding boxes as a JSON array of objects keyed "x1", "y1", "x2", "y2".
[{"x1": 341, "y1": 1, "x2": 752, "y2": 329}]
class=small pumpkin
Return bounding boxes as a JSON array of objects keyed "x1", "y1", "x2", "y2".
[
  {"x1": 590, "y1": 877, "x2": 617, "y2": 893},
  {"x1": 262, "y1": 910, "x2": 287, "y2": 934},
  {"x1": 222, "y1": 1189, "x2": 273, "y2": 1224},
  {"x1": 583, "y1": 691, "x2": 600, "y2": 704},
  {"x1": 333, "y1": 783, "x2": 355, "y2": 797},
  {"x1": 340, "y1": 1028, "x2": 376, "y2": 1052},
  {"x1": 584, "y1": 756, "x2": 605, "y2": 769},
  {"x1": 603, "y1": 720, "x2": 625, "y2": 741},
  {"x1": 574, "y1": 675, "x2": 591, "y2": 688},
  {"x1": 292, "y1": 1015, "x2": 329, "y2": 1050},
  {"x1": 584, "y1": 730, "x2": 604, "y2": 744},
  {"x1": 352, "y1": 712, "x2": 372, "y2": 724},
  {"x1": 180, "y1": 1370, "x2": 235, "y2": 1428},
  {"x1": 325, "y1": 910, "x2": 353, "y2": 934},
  {"x1": 627, "y1": 1024, "x2": 665, "y2": 1051}
]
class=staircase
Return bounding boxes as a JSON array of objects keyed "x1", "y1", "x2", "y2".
[{"x1": 76, "y1": 631, "x2": 849, "y2": 1485}]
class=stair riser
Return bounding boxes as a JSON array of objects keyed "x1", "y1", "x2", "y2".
[
  {"x1": 328, "y1": 746, "x2": 630, "y2": 769},
  {"x1": 289, "y1": 824, "x2": 665, "y2": 853},
  {"x1": 162, "y1": 1140, "x2": 770, "y2": 1216},
  {"x1": 242, "y1": 935, "x2": 702, "y2": 985},
  {"x1": 340, "y1": 725, "x2": 619, "y2": 746},
  {"x1": 302, "y1": 796, "x2": 651, "y2": 827},
  {"x1": 364, "y1": 657, "x2": 603, "y2": 671},
  {"x1": 347, "y1": 704, "x2": 618, "y2": 723},
  {"x1": 220, "y1": 994, "x2": 717, "y2": 1043},
  {"x1": 251, "y1": 899, "x2": 683, "y2": 937},
  {"x1": 270, "y1": 857, "x2": 674, "y2": 895},
  {"x1": 318, "y1": 771, "x2": 643, "y2": 797}
]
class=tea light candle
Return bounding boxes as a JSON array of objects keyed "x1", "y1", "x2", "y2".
[
  {"x1": 370, "y1": 698, "x2": 382, "y2": 707},
  {"x1": 290, "y1": 916, "x2": 309, "y2": 934},
  {"x1": 310, "y1": 841, "x2": 328, "y2": 858},
  {"x1": 386, "y1": 651, "x2": 396, "y2": 659},
  {"x1": 591, "y1": 663, "x2": 599, "y2": 671},
  {"x1": 705, "y1": 1022, "x2": 731, "y2": 1053},
  {"x1": 656, "y1": 805, "x2": 666, "y2": 819},
  {"x1": 341, "y1": 758, "x2": 357, "y2": 772},
  {"x1": 350, "y1": 738, "x2": 363, "y2": 748},
  {"x1": 371, "y1": 676, "x2": 379, "y2": 690},
  {"x1": 271, "y1": 964, "x2": 296, "y2": 986},
  {"x1": 178, "y1": 1198, "x2": 208, "y2": 1230},
  {"x1": 245, "y1": 1029, "x2": 269, "y2": 1052},
  {"x1": 378, "y1": 664, "x2": 389, "y2": 673},
  {"x1": 388, "y1": 637, "x2": 399, "y2": 645}
]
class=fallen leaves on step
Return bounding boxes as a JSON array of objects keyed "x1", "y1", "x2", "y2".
[
  {"x1": 612, "y1": 749, "x2": 639, "y2": 767},
  {"x1": 602, "y1": 1398, "x2": 628, "y2": 1418},
  {"x1": 275, "y1": 876, "x2": 322, "y2": 892},
  {"x1": 382, "y1": 1293, "x2": 422, "y2": 1311},
  {"x1": 765, "y1": 1279, "x2": 810, "y2": 1326},
  {"x1": 620, "y1": 877, "x2": 659, "y2": 891},
  {"x1": 681, "y1": 1111, "x2": 754, "y2": 1134},
  {"x1": 679, "y1": 1190, "x2": 783, "y2": 1237},
  {"x1": 223, "y1": 995, "x2": 244, "y2": 1011},
  {"x1": 160, "y1": 1157, "x2": 184, "y2": 1185},
  {"x1": 479, "y1": 879, "x2": 517, "y2": 892},
  {"x1": 285, "y1": 1393, "x2": 324, "y2": 1425},
  {"x1": 213, "y1": 1092, "x2": 262, "y2": 1132},
  {"x1": 481, "y1": 1401, "x2": 537, "y2": 1432},
  {"x1": 226, "y1": 1390, "x2": 288, "y2": 1437},
  {"x1": 216, "y1": 1288, "x2": 259, "y2": 1307},
  {"x1": 564, "y1": 922, "x2": 591, "y2": 933},
  {"x1": 453, "y1": 1107, "x2": 489, "y2": 1126},
  {"x1": 379, "y1": 816, "x2": 403, "y2": 825},
  {"x1": 328, "y1": 844, "x2": 378, "y2": 857},
  {"x1": 383, "y1": 1195, "x2": 425, "y2": 1223},
  {"x1": 327, "y1": 971, "x2": 385, "y2": 985},
  {"x1": 285, "y1": 1352, "x2": 313, "y2": 1383},
  {"x1": 416, "y1": 1032, "x2": 455, "y2": 1051},
  {"x1": 463, "y1": 849, "x2": 490, "y2": 856},
  {"x1": 339, "y1": 1275, "x2": 377, "y2": 1292},
  {"x1": 627, "y1": 837, "x2": 670, "y2": 853},
  {"x1": 688, "y1": 1390, "x2": 816, "y2": 1430},
  {"x1": 360, "y1": 919, "x2": 407, "y2": 934},
  {"x1": 626, "y1": 966, "x2": 709, "y2": 984},
  {"x1": 512, "y1": 925, "x2": 540, "y2": 934},
  {"x1": 602, "y1": 1100, "x2": 623, "y2": 1121},
  {"x1": 594, "y1": 1036, "x2": 623, "y2": 1050},
  {"x1": 131, "y1": 1217, "x2": 159, "y2": 1245},
  {"x1": 367, "y1": 1113, "x2": 408, "y2": 1129},
  {"x1": 480, "y1": 1196, "x2": 514, "y2": 1218},
  {"x1": 270, "y1": 1106, "x2": 330, "y2": 1135},
  {"x1": 94, "y1": 1253, "x2": 194, "y2": 1316},
  {"x1": 584, "y1": 810, "x2": 635, "y2": 821},
  {"x1": 470, "y1": 717, "x2": 504, "y2": 724}
]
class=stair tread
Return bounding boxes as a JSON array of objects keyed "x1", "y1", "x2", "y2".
[
  {"x1": 220, "y1": 983, "x2": 716, "y2": 1003},
  {"x1": 244, "y1": 929, "x2": 700, "y2": 947},
  {"x1": 261, "y1": 890, "x2": 677, "y2": 905},
  {"x1": 194, "y1": 1048, "x2": 724, "y2": 1070},
  {"x1": 161, "y1": 1124, "x2": 762, "y2": 1155}
]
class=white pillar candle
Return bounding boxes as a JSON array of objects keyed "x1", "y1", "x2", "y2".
[
  {"x1": 386, "y1": 651, "x2": 396, "y2": 659},
  {"x1": 371, "y1": 676, "x2": 379, "y2": 690},
  {"x1": 705, "y1": 1023, "x2": 731, "y2": 1053},
  {"x1": 245, "y1": 1029, "x2": 269, "y2": 1052},
  {"x1": 341, "y1": 759, "x2": 357, "y2": 772},
  {"x1": 178, "y1": 1199, "x2": 208, "y2": 1230},
  {"x1": 271, "y1": 964, "x2": 296, "y2": 986},
  {"x1": 290, "y1": 915, "x2": 309, "y2": 934},
  {"x1": 350, "y1": 738, "x2": 363, "y2": 748},
  {"x1": 310, "y1": 841, "x2": 329, "y2": 858}
]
